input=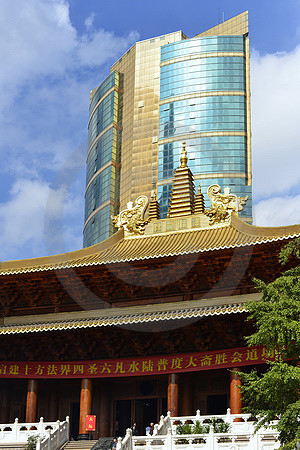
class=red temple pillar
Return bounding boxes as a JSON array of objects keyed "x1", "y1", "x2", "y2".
[
  {"x1": 26, "y1": 379, "x2": 38, "y2": 423},
  {"x1": 230, "y1": 368, "x2": 242, "y2": 418},
  {"x1": 79, "y1": 379, "x2": 92, "y2": 439},
  {"x1": 168, "y1": 373, "x2": 179, "y2": 416}
]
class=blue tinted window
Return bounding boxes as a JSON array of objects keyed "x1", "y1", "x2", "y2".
[
  {"x1": 85, "y1": 165, "x2": 120, "y2": 220},
  {"x1": 90, "y1": 72, "x2": 117, "y2": 112},
  {"x1": 161, "y1": 36, "x2": 244, "y2": 62},
  {"x1": 83, "y1": 204, "x2": 117, "y2": 247},
  {"x1": 158, "y1": 136, "x2": 247, "y2": 180},
  {"x1": 160, "y1": 57, "x2": 245, "y2": 99},
  {"x1": 159, "y1": 96, "x2": 246, "y2": 138},
  {"x1": 88, "y1": 91, "x2": 117, "y2": 146},
  {"x1": 86, "y1": 128, "x2": 119, "y2": 185}
]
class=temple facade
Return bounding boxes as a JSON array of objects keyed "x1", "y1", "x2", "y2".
[{"x1": 0, "y1": 149, "x2": 299, "y2": 440}]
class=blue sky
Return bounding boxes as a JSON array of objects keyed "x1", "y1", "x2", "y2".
[{"x1": 0, "y1": 0, "x2": 300, "y2": 261}]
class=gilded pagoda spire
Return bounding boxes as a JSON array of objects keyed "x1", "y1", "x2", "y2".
[
  {"x1": 194, "y1": 185, "x2": 205, "y2": 214},
  {"x1": 167, "y1": 143, "x2": 195, "y2": 218},
  {"x1": 148, "y1": 190, "x2": 160, "y2": 221}
]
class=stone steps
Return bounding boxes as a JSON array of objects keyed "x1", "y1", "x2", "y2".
[
  {"x1": 63, "y1": 440, "x2": 99, "y2": 450},
  {"x1": 0, "y1": 445, "x2": 25, "y2": 449}
]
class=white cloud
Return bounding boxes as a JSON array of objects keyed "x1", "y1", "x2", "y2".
[
  {"x1": 0, "y1": 0, "x2": 139, "y2": 173},
  {"x1": 251, "y1": 46, "x2": 300, "y2": 200},
  {"x1": 84, "y1": 12, "x2": 96, "y2": 31},
  {"x1": 254, "y1": 194, "x2": 300, "y2": 227},
  {"x1": 0, "y1": 179, "x2": 83, "y2": 260},
  {"x1": 0, "y1": 0, "x2": 140, "y2": 261},
  {"x1": 0, "y1": 0, "x2": 75, "y2": 106},
  {"x1": 77, "y1": 30, "x2": 139, "y2": 67},
  {"x1": 0, "y1": 0, "x2": 138, "y2": 110}
]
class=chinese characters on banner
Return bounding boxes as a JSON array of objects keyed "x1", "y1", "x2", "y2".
[
  {"x1": 0, "y1": 346, "x2": 275, "y2": 379},
  {"x1": 86, "y1": 415, "x2": 96, "y2": 432}
]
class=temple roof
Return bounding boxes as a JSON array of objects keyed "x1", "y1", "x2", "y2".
[
  {"x1": 1, "y1": 214, "x2": 299, "y2": 276},
  {"x1": 0, "y1": 293, "x2": 255, "y2": 335}
]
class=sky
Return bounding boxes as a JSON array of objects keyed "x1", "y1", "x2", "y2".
[{"x1": 0, "y1": 0, "x2": 300, "y2": 262}]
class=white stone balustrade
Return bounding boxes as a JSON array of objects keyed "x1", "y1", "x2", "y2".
[
  {"x1": 118, "y1": 410, "x2": 280, "y2": 450},
  {"x1": 37, "y1": 416, "x2": 69, "y2": 450},
  {"x1": 0, "y1": 416, "x2": 69, "y2": 449}
]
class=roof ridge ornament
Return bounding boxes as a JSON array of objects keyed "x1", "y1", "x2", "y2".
[
  {"x1": 205, "y1": 184, "x2": 249, "y2": 225},
  {"x1": 112, "y1": 195, "x2": 149, "y2": 236},
  {"x1": 180, "y1": 142, "x2": 188, "y2": 168}
]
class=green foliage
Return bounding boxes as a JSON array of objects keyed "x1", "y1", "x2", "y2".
[
  {"x1": 203, "y1": 417, "x2": 230, "y2": 433},
  {"x1": 176, "y1": 419, "x2": 229, "y2": 435},
  {"x1": 279, "y1": 237, "x2": 300, "y2": 265},
  {"x1": 242, "y1": 238, "x2": 300, "y2": 447},
  {"x1": 213, "y1": 421, "x2": 230, "y2": 433},
  {"x1": 25, "y1": 435, "x2": 39, "y2": 450},
  {"x1": 176, "y1": 422, "x2": 192, "y2": 435},
  {"x1": 241, "y1": 363, "x2": 299, "y2": 423},
  {"x1": 276, "y1": 400, "x2": 300, "y2": 449},
  {"x1": 192, "y1": 420, "x2": 210, "y2": 434}
]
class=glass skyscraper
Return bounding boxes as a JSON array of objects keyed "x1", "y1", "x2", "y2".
[{"x1": 84, "y1": 12, "x2": 252, "y2": 247}]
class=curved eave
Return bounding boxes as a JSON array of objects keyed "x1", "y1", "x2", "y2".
[
  {"x1": 0, "y1": 216, "x2": 299, "y2": 276},
  {"x1": 0, "y1": 304, "x2": 246, "y2": 335}
]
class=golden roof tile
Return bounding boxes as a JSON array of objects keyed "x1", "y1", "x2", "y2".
[
  {"x1": 0, "y1": 215, "x2": 299, "y2": 276},
  {"x1": 0, "y1": 293, "x2": 251, "y2": 334}
]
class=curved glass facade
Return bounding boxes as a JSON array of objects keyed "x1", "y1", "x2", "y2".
[
  {"x1": 161, "y1": 36, "x2": 244, "y2": 62},
  {"x1": 161, "y1": 57, "x2": 245, "y2": 99},
  {"x1": 158, "y1": 35, "x2": 252, "y2": 219},
  {"x1": 159, "y1": 96, "x2": 246, "y2": 137},
  {"x1": 84, "y1": 71, "x2": 121, "y2": 247},
  {"x1": 158, "y1": 136, "x2": 247, "y2": 180},
  {"x1": 84, "y1": 14, "x2": 252, "y2": 247}
]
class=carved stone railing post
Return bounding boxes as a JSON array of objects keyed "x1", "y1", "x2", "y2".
[
  {"x1": 46, "y1": 428, "x2": 51, "y2": 450},
  {"x1": 207, "y1": 424, "x2": 215, "y2": 449},
  {"x1": 13, "y1": 418, "x2": 18, "y2": 441},
  {"x1": 225, "y1": 407, "x2": 231, "y2": 423},
  {"x1": 38, "y1": 416, "x2": 44, "y2": 434},
  {"x1": 165, "y1": 427, "x2": 172, "y2": 450},
  {"x1": 36, "y1": 436, "x2": 42, "y2": 450},
  {"x1": 116, "y1": 436, "x2": 122, "y2": 450}
]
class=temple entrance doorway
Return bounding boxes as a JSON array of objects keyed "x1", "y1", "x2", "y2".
[
  {"x1": 115, "y1": 399, "x2": 131, "y2": 437},
  {"x1": 115, "y1": 397, "x2": 167, "y2": 437},
  {"x1": 207, "y1": 394, "x2": 228, "y2": 414},
  {"x1": 135, "y1": 398, "x2": 157, "y2": 435},
  {"x1": 71, "y1": 402, "x2": 80, "y2": 440}
]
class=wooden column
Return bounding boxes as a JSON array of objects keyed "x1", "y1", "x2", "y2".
[
  {"x1": 26, "y1": 379, "x2": 38, "y2": 423},
  {"x1": 0, "y1": 382, "x2": 10, "y2": 422},
  {"x1": 99, "y1": 382, "x2": 111, "y2": 437},
  {"x1": 168, "y1": 373, "x2": 179, "y2": 416},
  {"x1": 181, "y1": 373, "x2": 193, "y2": 416},
  {"x1": 79, "y1": 379, "x2": 92, "y2": 437},
  {"x1": 48, "y1": 383, "x2": 59, "y2": 421},
  {"x1": 230, "y1": 368, "x2": 242, "y2": 418}
]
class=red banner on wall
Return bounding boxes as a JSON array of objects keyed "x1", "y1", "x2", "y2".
[{"x1": 0, "y1": 346, "x2": 274, "y2": 379}]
